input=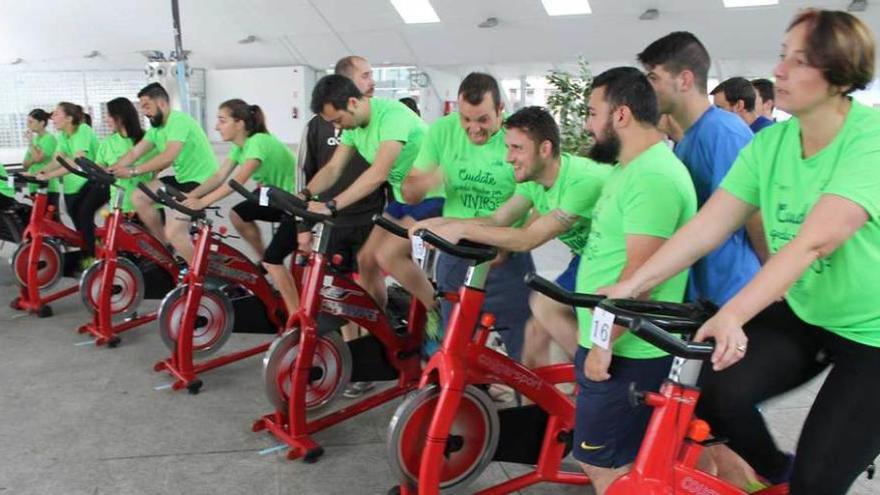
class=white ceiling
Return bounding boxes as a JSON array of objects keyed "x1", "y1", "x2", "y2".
[{"x1": 0, "y1": 0, "x2": 876, "y2": 76}]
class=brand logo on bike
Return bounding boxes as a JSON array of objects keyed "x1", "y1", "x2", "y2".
[
  {"x1": 320, "y1": 285, "x2": 364, "y2": 301},
  {"x1": 136, "y1": 240, "x2": 174, "y2": 267},
  {"x1": 320, "y1": 299, "x2": 379, "y2": 322},
  {"x1": 476, "y1": 353, "x2": 542, "y2": 391},
  {"x1": 680, "y1": 476, "x2": 720, "y2": 495},
  {"x1": 207, "y1": 253, "x2": 258, "y2": 284}
]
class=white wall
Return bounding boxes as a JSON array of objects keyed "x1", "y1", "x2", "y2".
[{"x1": 205, "y1": 66, "x2": 317, "y2": 145}]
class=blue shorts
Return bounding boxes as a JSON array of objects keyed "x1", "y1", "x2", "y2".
[
  {"x1": 573, "y1": 346, "x2": 673, "y2": 468},
  {"x1": 555, "y1": 255, "x2": 580, "y2": 292},
  {"x1": 384, "y1": 198, "x2": 444, "y2": 221}
]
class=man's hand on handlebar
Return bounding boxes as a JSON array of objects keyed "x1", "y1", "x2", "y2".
[
  {"x1": 422, "y1": 222, "x2": 466, "y2": 245},
  {"x1": 407, "y1": 217, "x2": 450, "y2": 239},
  {"x1": 694, "y1": 311, "x2": 748, "y2": 371},
  {"x1": 307, "y1": 200, "x2": 331, "y2": 216}
]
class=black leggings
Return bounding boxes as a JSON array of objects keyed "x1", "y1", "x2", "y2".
[
  {"x1": 65, "y1": 183, "x2": 109, "y2": 257},
  {"x1": 696, "y1": 302, "x2": 880, "y2": 495}
]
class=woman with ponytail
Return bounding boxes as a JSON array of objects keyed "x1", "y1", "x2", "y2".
[
  {"x1": 183, "y1": 99, "x2": 299, "y2": 313},
  {"x1": 19, "y1": 109, "x2": 60, "y2": 209},
  {"x1": 35, "y1": 103, "x2": 99, "y2": 246}
]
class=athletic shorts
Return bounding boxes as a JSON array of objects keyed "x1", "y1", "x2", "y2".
[
  {"x1": 572, "y1": 346, "x2": 673, "y2": 468},
  {"x1": 384, "y1": 198, "x2": 444, "y2": 221},
  {"x1": 263, "y1": 215, "x2": 372, "y2": 273},
  {"x1": 555, "y1": 254, "x2": 580, "y2": 292},
  {"x1": 231, "y1": 192, "x2": 285, "y2": 223}
]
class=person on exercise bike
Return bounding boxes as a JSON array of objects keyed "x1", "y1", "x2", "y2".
[
  {"x1": 402, "y1": 72, "x2": 535, "y2": 362},
  {"x1": 303, "y1": 75, "x2": 441, "y2": 330},
  {"x1": 574, "y1": 67, "x2": 697, "y2": 494},
  {"x1": 181, "y1": 99, "x2": 299, "y2": 315},
  {"x1": 409, "y1": 106, "x2": 610, "y2": 369},
  {"x1": 602, "y1": 10, "x2": 880, "y2": 495},
  {"x1": 20, "y1": 109, "x2": 59, "y2": 211},
  {"x1": 108, "y1": 83, "x2": 218, "y2": 265}
]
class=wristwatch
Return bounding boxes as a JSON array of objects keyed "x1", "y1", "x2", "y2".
[
  {"x1": 299, "y1": 187, "x2": 313, "y2": 201},
  {"x1": 130, "y1": 167, "x2": 139, "y2": 178},
  {"x1": 325, "y1": 199, "x2": 338, "y2": 217}
]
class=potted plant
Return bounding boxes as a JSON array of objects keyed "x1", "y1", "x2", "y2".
[{"x1": 546, "y1": 57, "x2": 593, "y2": 156}]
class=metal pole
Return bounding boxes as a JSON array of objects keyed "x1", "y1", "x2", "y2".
[{"x1": 171, "y1": 0, "x2": 191, "y2": 114}]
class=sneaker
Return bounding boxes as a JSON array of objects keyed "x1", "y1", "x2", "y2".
[
  {"x1": 425, "y1": 307, "x2": 442, "y2": 341},
  {"x1": 342, "y1": 381, "x2": 375, "y2": 398},
  {"x1": 79, "y1": 255, "x2": 96, "y2": 271}
]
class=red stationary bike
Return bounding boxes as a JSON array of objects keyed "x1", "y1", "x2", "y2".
[
  {"x1": 9, "y1": 161, "x2": 85, "y2": 317},
  {"x1": 236, "y1": 182, "x2": 431, "y2": 463},
  {"x1": 55, "y1": 157, "x2": 178, "y2": 347},
  {"x1": 387, "y1": 233, "x2": 601, "y2": 494},
  {"x1": 540, "y1": 284, "x2": 789, "y2": 495},
  {"x1": 142, "y1": 182, "x2": 288, "y2": 394}
]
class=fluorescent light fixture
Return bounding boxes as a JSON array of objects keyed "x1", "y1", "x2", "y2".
[
  {"x1": 541, "y1": 0, "x2": 592, "y2": 16},
  {"x1": 390, "y1": 0, "x2": 440, "y2": 24},
  {"x1": 722, "y1": 0, "x2": 778, "y2": 7}
]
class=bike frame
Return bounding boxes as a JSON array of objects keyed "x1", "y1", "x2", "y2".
[
  {"x1": 155, "y1": 217, "x2": 287, "y2": 391},
  {"x1": 78, "y1": 191, "x2": 178, "y2": 346},
  {"x1": 253, "y1": 221, "x2": 426, "y2": 462},
  {"x1": 13, "y1": 183, "x2": 84, "y2": 314},
  {"x1": 400, "y1": 261, "x2": 589, "y2": 495}
]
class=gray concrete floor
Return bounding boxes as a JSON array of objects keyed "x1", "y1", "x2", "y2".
[{"x1": 0, "y1": 192, "x2": 876, "y2": 494}]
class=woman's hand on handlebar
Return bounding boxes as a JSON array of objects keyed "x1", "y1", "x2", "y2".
[
  {"x1": 694, "y1": 311, "x2": 748, "y2": 371},
  {"x1": 107, "y1": 162, "x2": 129, "y2": 177},
  {"x1": 34, "y1": 171, "x2": 49, "y2": 182},
  {"x1": 182, "y1": 196, "x2": 206, "y2": 211}
]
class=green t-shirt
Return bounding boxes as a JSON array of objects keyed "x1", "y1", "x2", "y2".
[
  {"x1": 514, "y1": 154, "x2": 611, "y2": 253},
  {"x1": 0, "y1": 162, "x2": 12, "y2": 198},
  {"x1": 339, "y1": 98, "x2": 427, "y2": 202},
  {"x1": 413, "y1": 112, "x2": 514, "y2": 219},
  {"x1": 24, "y1": 133, "x2": 60, "y2": 193},
  {"x1": 96, "y1": 133, "x2": 159, "y2": 213},
  {"x1": 145, "y1": 110, "x2": 217, "y2": 183},
  {"x1": 56, "y1": 124, "x2": 99, "y2": 194},
  {"x1": 576, "y1": 142, "x2": 697, "y2": 358},
  {"x1": 227, "y1": 132, "x2": 296, "y2": 193},
  {"x1": 721, "y1": 100, "x2": 880, "y2": 347}
]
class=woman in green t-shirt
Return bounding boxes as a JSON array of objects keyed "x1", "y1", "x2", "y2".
[
  {"x1": 21, "y1": 109, "x2": 60, "y2": 210},
  {"x1": 35, "y1": 102, "x2": 100, "y2": 261},
  {"x1": 605, "y1": 10, "x2": 879, "y2": 494},
  {"x1": 182, "y1": 99, "x2": 299, "y2": 314}
]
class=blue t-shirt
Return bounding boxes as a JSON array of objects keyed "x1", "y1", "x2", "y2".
[
  {"x1": 750, "y1": 115, "x2": 774, "y2": 134},
  {"x1": 675, "y1": 106, "x2": 761, "y2": 305}
]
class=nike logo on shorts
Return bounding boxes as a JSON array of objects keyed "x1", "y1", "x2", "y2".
[{"x1": 580, "y1": 441, "x2": 605, "y2": 451}]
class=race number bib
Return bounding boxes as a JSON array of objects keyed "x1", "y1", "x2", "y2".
[
  {"x1": 259, "y1": 187, "x2": 270, "y2": 207},
  {"x1": 590, "y1": 307, "x2": 615, "y2": 350},
  {"x1": 411, "y1": 236, "x2": 427, "y2": 262}
]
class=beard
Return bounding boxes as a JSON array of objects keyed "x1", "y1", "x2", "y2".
[
  {"x1": 149, "y1": 109, "x2": 165, "y2": 128},
  {"x1": 587, "y1": 121, "x2": 621, "y2": 164}
]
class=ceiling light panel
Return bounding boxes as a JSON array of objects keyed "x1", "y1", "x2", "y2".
[
  {"x1": 722, "y1": 0, "x2": 778, "y2": 8},
  {"x1": 541, "y1": 0, "x2": 592, "y2": 16},
  {"x1": 390, "y1": 0, "x2": 440, "y2": 24}
]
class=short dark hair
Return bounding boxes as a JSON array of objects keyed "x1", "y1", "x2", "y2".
[
  {"x1": 310, "y1": 74, "x2": 363, "y2": 114},
  {"x1": 788, "y1": 9, "x2": 875, "y2": 94},
  {"x1": 751, "y1": 78, "x2": 775, "y2": 105},
  {"x1": 399, "y1": 97, "x2": 420, "y2": 116},
  {"x1": 137, "y1": 82, "x2": 170, "y2": 101},
  {"x1": 503, "y1": 106, "x2": 560, "y2": 157},
  {"x1": 710, "y1": 77, "x2": 756, "y2": 112},
  {"x1": 334, "y1": 56, "x2": 367, "y2": 78},
  {"x1": 591, "y1": 67, "x2": 660, "y2": 126},
  {"x1": 637, "y1": 32, "x2": 711, "y2": 94},
  {"x1": 458, "y1": 72, "x2": 501, "y2": 109}
]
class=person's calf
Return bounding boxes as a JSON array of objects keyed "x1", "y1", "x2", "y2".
[{"x1": 578, "y1": 462, "x2": 629, "y2": 494}]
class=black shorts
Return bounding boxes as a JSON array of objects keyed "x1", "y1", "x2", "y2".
[
  {"x1": 159, "y1": 176, "x2": 200, "y2": 194},
  {"x1": 231, "y1": 194, "x2": 285, "y2": 223},
  {"x1": 572, "y1": 346, "x2": 673, "y2": 468},
  {"x1": 263, "y1": 215, "x2": 372, "y2": 272}
]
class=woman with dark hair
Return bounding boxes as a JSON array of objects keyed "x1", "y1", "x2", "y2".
[
  {"x1": 182, "y1": 99, "x2": 299, "y2": 313},
  {"x1": 20, "y1": 109, "x2": 60, "y2": 208},
  {"x1": 604, "y1": 10, "x2": 879, "y2": 494},
  {"x1": 35, "y1": 102, "x2": 99, "y2": 240},
  {"x1": 95, "y1": 98, "x2": 158, "y2": 216}
]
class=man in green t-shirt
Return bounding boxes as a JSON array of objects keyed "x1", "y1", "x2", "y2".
[
  {"x1": 401, "y1": 73, "x2": 535, "y2": 362},
  {"x1": 572, "y1": 67, "x2": 696, "y2": 493},
  {"x1": 108, "y1": 83, "x2": 218, "y2": 263},
  {"x1": 411, "y1": 106, "x2": 610, "y2": 368},
  {"x1": 304, "y1": 74, "x2": 441, "y2": 322}
]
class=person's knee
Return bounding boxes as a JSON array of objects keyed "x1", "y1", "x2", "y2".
[
  {"x1": 230, "y1": 209, "x2": 246, "y2": 228},
  {"x1": 131, "y1": 189, "x2": 149, "y2": 209},
  {"x1": 357, "y1": 248, "x2": 378, "y2": 274}
]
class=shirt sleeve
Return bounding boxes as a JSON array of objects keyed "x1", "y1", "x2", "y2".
[
  {"x1": 377, "y1": 106, "x2": 415, "y2": 144},
  {"x1": 163, "y1": 114, "x2": 190, "y2": 143},
  {"x1": 241, "y1": 135, "x2": 268, "y2": 163},
  {"x1": 226, "y1": 145, "x2": 242, "y2": 166},
  {"x1": 719, "y1": 139, "x2": 761, "y2": 207},
  {"x1": 622, "y1": 172, "x2": 687, "y2": 239},
  {"x1": 822, "y1": 128, "x2": 880, "y2": 219}
]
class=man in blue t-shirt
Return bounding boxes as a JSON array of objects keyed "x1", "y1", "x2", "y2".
[
  {"x1": 710, "y1": 77, "x2": 774, "y2": 134},
  {"x1": 639, "y1": 33, "x2": 766, "y2": 306}
]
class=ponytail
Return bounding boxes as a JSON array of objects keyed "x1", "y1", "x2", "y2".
[
  {"x1": 219, "y1": 98, "x2": 269, "y2": 136},
  {"x1": 28, "y1": 108, "x2": 51, "y2": 125}
]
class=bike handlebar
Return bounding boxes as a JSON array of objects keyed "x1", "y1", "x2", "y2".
[
  {"x1": 524, "y1": 273, "x2": 605, "y2": 308},
  {"x1": 11, "y1": 172, "x2": 47, "y2": 188},
  {"x1": 372, "y1": 214, "x2": 409, "y2": 239},
  {"x1": 73, "y1": 157, "x2": 116, "y2": 186},
  {"x1": 55, "y1": 156, "x2": 89, "y2": 180},
  {"x1": 412, "y1": 228, "x2": 497, "y2": 263}
]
